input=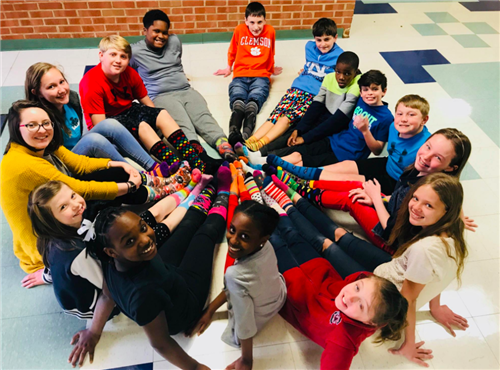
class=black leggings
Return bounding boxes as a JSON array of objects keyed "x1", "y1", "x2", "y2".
[
  {"x1": 77, "y1": 167, "x2": 148, "y2": 204},
  {"x1": 158, "y1": 208, "x2": 226, "y2": 306}
]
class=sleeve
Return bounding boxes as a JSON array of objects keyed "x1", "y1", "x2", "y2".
[
  {"x1": 270, "y1": 27, "x2": 276, "y2": 74},
  {"x1": 320, "y1": 341, "x2": 356, "y2": 370},
  {"x1": 55, "y1": 146, "x2": 110, "y2": 176},
  {"x1": 295, "y1": 101, "x2": 327, "y2": 135},
  {"x1": 129, "y1": 68, "x2": 149, "y2": 100},
  {"x1": 80, "y1": 80, "x2": 106, "y2": 117},
  {"x1": 132, "y1": 288, "x2": 173, "y2": 326},
  {"x1": 225, "y1": 270, "x2": 258, "y2": 340},
  {"x1": 301, "y1": 109, "x2": 351, "y2": 144},
  {"x1": 404, "y1": 240, "x2": 435, "y2": 285},
  {"x1": 70, "y1": 249, "x2": 104, "y2": 289},
  {"x1": 227, "y1": 28, "x2": 238, "y2": 67},
  {"x1": 337, "y1": 92, "x2": 359, "y2": 117},
  {"x1": 313, "y1": 84, "x2": 328, "y2": 104}
]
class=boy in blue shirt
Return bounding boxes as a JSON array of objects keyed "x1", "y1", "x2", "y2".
[{"x1": 243, "y1": 18, "x2": 343, "y2": 151}]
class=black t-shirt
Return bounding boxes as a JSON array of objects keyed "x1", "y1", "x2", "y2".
[{"x1": 103, "y1": 254, "x2": 200, "y2": 334}]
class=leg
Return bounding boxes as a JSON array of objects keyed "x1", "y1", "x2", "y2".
[
  {"x1": 88, "y1": 118, "x2": 157, "y2": 170},
  {"x1": 286, "y1": 206, "x2": 326, "y2": 254},
  {"x1": 294, "y1": 197, "x2": 340, "y2": 241},
  {"x1": 252, "y1": 120, "x2": 274, "y2": 141},
  {"x1": 270, "y1": 231, "x2": 300, "y2": 275},
  {"x1": 320, "y1": 242, "x2": 366, "y2": 279},
  {"x1": 280, "y1": 152, "x2": 303, "y2": 166},
  {"x1": 261, "y1": 115, "x2": 291, "y2": 143},
  {"x1": 153, "y1": 92, "x2": 198, "y2": 142},
  {"x1": 72, "y1": 132, "x2": 127, "y2": 162}
]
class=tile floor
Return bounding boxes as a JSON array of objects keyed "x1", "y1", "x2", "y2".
[{"x1": 1, "y1": 1, "x2": 499, "y2": 369}]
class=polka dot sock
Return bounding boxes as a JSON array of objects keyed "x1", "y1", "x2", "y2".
[
  {"x1": 149, "y1": 140, "x2": 179, "y2": 165},
  {"x1": 168, "y1": 129, "x2": 205, "y2": 172}
]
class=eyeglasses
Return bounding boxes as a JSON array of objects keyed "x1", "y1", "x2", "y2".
[{"x1": 20, "y1": 121, "x2": 54, "y2": 132}]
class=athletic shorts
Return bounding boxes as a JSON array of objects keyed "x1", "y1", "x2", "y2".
[
  {"x1": 111, "y1": 102, "x2": 163, "y2": 139},
  {"x1": 267, "y1": 88, "x2": 314, "y2": 125}
]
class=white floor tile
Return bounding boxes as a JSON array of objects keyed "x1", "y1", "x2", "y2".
[
  {"x1": 462, "y1": 179, "x2": 500, "y2": 217},
  {"x1": 472, "y1": 214, "x2": 500, "y2": 259},
  {"x1": 474, "y1": 314, "x2": 500, "y2": 363}
]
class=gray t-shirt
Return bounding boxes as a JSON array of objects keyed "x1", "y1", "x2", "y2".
[
  {"x1": 130, "y1": 36, "x2": 190, "y2": 100},
  {"x1": 222, "y1": 241, "x2": 287, "y2": 348}
]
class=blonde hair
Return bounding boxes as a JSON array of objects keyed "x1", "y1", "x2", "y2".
[
  {"x1": 396, "y1": 94, "x2": 430, "y2": 118},
  {"x1": 99, "y1": 35, "x2": 132, "y2": 59}
]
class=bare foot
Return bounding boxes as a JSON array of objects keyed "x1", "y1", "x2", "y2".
[
  {"x1": 21, "y1": 268, "x2": 46, "y2": 289},
  {"x1": 334, "y1": 228, "x2": 347, "y2": 242}
]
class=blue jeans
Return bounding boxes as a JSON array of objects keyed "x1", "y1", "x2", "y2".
[
  {"x1": 229, "y1": 77, "x2": 270, "y2": 111},
  {"x1": 72, "y1": 119, "x2": 156, "y2": 170}
]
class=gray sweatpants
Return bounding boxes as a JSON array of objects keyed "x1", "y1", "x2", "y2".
[{"x1": 153, "y1": 87, "x2": 226, "y2": 147}]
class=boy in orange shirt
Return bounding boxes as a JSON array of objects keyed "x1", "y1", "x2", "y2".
[{"x1": 215, "y1": 2, "x2": 282, "y2": 147}]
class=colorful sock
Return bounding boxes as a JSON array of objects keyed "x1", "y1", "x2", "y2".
[
  {"x1": 262, "y1": 164, "x2": 277, "y2": 176},
  {"x1": 167, "y1": 160, "x2": 192, "y2": 190},
  {"x1": 237, "y1": 174, "x2": 251, "y2": 201},
  {"x1": 245, "y1": 135, "x2": 269, "y2": 152},
  {"x1": 208, "y1": 166, "x2": 231, "y2": 218},
  {"x1": 234, "y1": 142, "x2": 245, "y2": 157},
  {"x1": 229, "y1": 163, "x2": 239, "y2": 196},
  {"x1": 242, "y1": 100, "x2": 258, "y2": 140},
  {"x1": 169, "y1": 168, "x2": 201, "y2": 205},
  {"x1": 145, "y1": 186, "x2": 165, "y2": 202},
  {"x1": 179, "y1": 174, "x2": 213, "y2": 209},
  {"x1": 252, "y1": 170, "x2": 264, "y2": 190},
  {"x1": 240, "y1": 159, "x2": 253, "y2": 174},
  {"x1": 242, "y1": 145, "x2": 266, "y2": 168},
  {"x1": 216, "y1": 137, "x2": 238, "y2": 162},
  {"x1": 191, "y1": 184, "x2": 216, "y2": 215},
  {"x1": 264, "y1": 182, "x2": 293, "y2": 209},
  {"x1": 272, "y1": 175, "x2": 297, "y2": 199},
  {"x1": 261, "y1": 190, "x2": 277, "y2": 206},
  {"x1": 191, "y1": 140, "x2": 225, "y2": 175},
  {"x1": 149, "y1": 140, "x2": 179, "y2": 165},
  {"x1": 267, "y1": 154, "x2": 322, "y2": 180},
  {"x1": 168, "y1": 129, "x2": 205, "y2": 172},
  {"x1": 277, "y1": 168, "x2": 299, "y2": 191},
  {"x1": 233, "y1": 160, "x2": 245, "y2": 176},
  {"x1": 238, "y1": 155, "x2": 248, "y2": 164},
  {"x1": 270, "y1": 202, "x2": 287, "y2": 217},
  {"x1": 246, "y1": 135, "x2": 258, "y2": 144},
  {"x1": 296, "y1": 185, "x2": 323, "y2": 206},
  {"x1": 244, "y1": 173, "x2": 263, "y2": 204}
]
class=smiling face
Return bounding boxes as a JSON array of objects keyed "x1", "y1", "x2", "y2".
[
  {"x1": 314, "y1": 34, "x2": 337, "y2": 54},
  {"x1": 414, "y1": 134, "x2": 456, "y2": 176},
  {"x1": 394, "y1": 103, "x2": 428, "y2": 138},
  {"x1": 335, "y1": 62, "x2": 357, "y2": 89},
  {"x1": 408, "y1": 184, "x2": 447, "y2": 228},
  {"x1": 36, "y1": 68, "x2": 70, "y2": 110},
  {"x1": 245, "y1": 15, "x2": 266, "y2": 37},
  {"x1": 360, "y1": 83, "x2": 386, "y2": 106},
  {"x1": 19, "y1": 107, "x2": 54, "y2": 152},
  {"x1": 48, "y1": 183, "x2": 86, "y2": 228},
  {"x1": 335, "y1": 277, "x2": 378, "y2": 325},
  {"x1": 144, "y1": 20, "x2": 169, "y2": 50},
  {"x1": 105, "y1": 211, "x2": 157, "y2": 263},
  {"x1": 99, "y1": 48, "x2": 129, "y2": 81},
  {"x1": 226, "y1": 212, "x2": 268, "y2": 260}
]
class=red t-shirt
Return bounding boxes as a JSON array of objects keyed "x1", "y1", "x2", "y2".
[
  {"x1": 228, "y1": 23, "x2": 276, "y2": 81},
  {"x1": 280, "y1": 259, "x2": 376, "y2": 370},
  {"x1": 79, "y1": 64, "x2": 148, "y2": 130}
]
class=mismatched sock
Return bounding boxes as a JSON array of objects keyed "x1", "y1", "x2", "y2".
[
  {"x1": 150, "y1": 140, "x2": 179, "y2": 165},
  {"x1": 264, "y1": 182, "x2": 293, "y2": 209},
  {"x1": 168, "y1": 130, "x2": 205, "y2": 172}
]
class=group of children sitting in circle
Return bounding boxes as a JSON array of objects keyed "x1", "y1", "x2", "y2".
[{"x1": 0, "y1": 3, "x2": 478, "y2": 370}]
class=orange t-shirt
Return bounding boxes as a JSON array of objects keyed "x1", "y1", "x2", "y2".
[{"x1": 228, "y1": 23, "x2": 276, "y2": 81}]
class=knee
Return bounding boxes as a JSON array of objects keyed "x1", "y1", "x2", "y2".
[
  {"x1": 334, "y1": 228, "x2": 347, "y2": 243},
  {"x1": 99, "y1": 118, "x2": 122, "y2": 129},
  {"x1": 84, "y1": 132, "x2": 109, "y2": 148}
]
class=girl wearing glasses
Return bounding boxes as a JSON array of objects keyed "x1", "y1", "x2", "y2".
[{"x1": 0, "y1": 100, "x2": 173, "y2": 288}]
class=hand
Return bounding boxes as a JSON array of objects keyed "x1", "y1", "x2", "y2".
[
  {"x1": 353, "y1": 115, "x2": 370, "y2": 133},
  {"x1": 186, "y1": 309, "x2": 214, "y2": 337},
  {"x1": 273, "y1": 66, "x2": 283, "y2": 76},
  {"x1": 195, "y1": 364, "x2": 211, "y2": 370},
  {"x1": 21, "y1": 268, "x2": 46, "y2": 289},
  {"x1": 362, "y1": 179, "x2": 382, "y2": 202},
  {"x1": 348, "y1": 188, "x2": 373, "y2": 206},
  {"x1": 297, "y1": 68, "x2": 304, "y2": 75},
  {"x1": 430, "y1": 305, "x2": 469, "y2": 336},
  {"x1": 225, "y1": 357, "x2": 253, "y2": 370},
  {"x1": 287, "y1": 130, "x2": 299, "y2": 147},
  {"x1": 110, "y1": 161, "x2": 142, "y2": 187},
  {"x1": 293, "y1": 136, "x2": 304, "y2": 146},
  {"x1": 214, "y1": 66, "x2": 232, "y2": 77},
  {"x1": 68, "y1": 329, "x2": 101, "y2": 367},
  {"x1": 462, "y1": 215, "x2": 478, "y2": 232},
  {"x1": 389, "y1": 341, "x2": 433, "y2": 367}
]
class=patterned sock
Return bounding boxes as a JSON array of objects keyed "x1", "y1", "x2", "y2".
[
  {"x1": 191, "y1": 140, "x2": 225, "y2": 175},
  {"x1": 190, "y1": 140, "x2": 204, "y2": 154},
  {"x1": 145, "y1": 186, "x2": 165, "y2": 202},
  {"x1": 245, "y1": 136, "x2": 269, "y2": 152},
  {"x1": 264, "y1": 182, "x2": 293, "y2": 209},
  {"x1": 242, "y1": 100, "x2": 258, "y2": 140},
  {"x1": 234, "y1": 142, "x2": 245, "y2": 157},
  {"x1": 296, "y1": 185, "x2": 323, "y2": 206},
  {"x1": 168, "y1": 168, "x2": 201, "y2": 205},
  {"x1": 233, "y1": 160, "x2": 245, "y2": 176},
  {"x1": 208, "y1": 166, "x2": 231, "y2": 219},
  {"x1": 237, "y1": 174, "x2": 251, "y2": 201},
  {"x1": 168, "y1": 129, "x2": 205, "y2": 172},
  {"x1": 191, "y1": 184, "x2": 216, "y2": 215},
  {"x1": 229, "y1": 163, "x2": 239, "y2": 196},
  {"x1": 149, "y1": 140, "x2": 180, "y2": 165},
  {"x1": 242, "y1": 145, "x2": 266, "y2": 168},
  {"x1": 267, "y1": 154, "x2": 322, "y2": 180},
  {"x1": 239, "y1": 159, "x2": 253, "y2": 174},
  {"x1": 246, "y1": 135, "x2": 258, "y2": 144},
  {"x1": 216, "y1": 137, "x2": 238, "y2": 162},
  {"x1": 179, "y1": 174, "x2": 213, "y2": 210},
  {"x1": 276, "y1": 168, "x2": 299, "y2": 191},
  {"x1": 252, "y1": 170, "x2": 264, "y2": 190},
  {"x1": 142, "y1": 161, "x2": 180, "y2": 179},
  {"x1": 270, "y1": 202, "x2": 287, "y2": 217},
  {"x1": 262, "y1": 163, "x2": 277, "y2": 176},
  {"x1": 271, "y1": 175, "x2": 297, "y2": 199},
  {"x1": 244, "y1": 173, "x2": 263, "y2": 204}
]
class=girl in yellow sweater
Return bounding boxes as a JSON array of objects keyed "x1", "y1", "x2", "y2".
[{"x1": 0, "y1": 101, "x2": 189, "y2": 288}]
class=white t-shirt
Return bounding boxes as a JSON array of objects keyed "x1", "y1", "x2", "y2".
[{"x1": 374, "y1": 235, "x2": 458, "y2": 309}]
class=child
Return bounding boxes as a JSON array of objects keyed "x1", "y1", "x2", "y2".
[
  {"x1": 246, "y1": 70, "x2": 393, "y2": 169},
  {"x1": 68, "y1": 166, "x2": 231, "y2": 369},
  {"x1": 246, "y1": 18, "x2": 343, "y2": 152},
  {"x1": 130, "y1": 10, "x2": 237, "y2": 162},
  {"x1": 273, "y1": 94, "x2": 432, "y2": 195},
  {"x1": 25, "y1": 62, "x2": 161, "y2": 174},
  {"x1": 79, "y1": 35, "x2": 212, "y2": 173},
  {"x1": 190, "y1": 200, "x2": 287, "y2": 370},
  {"x1": 270, "y1": 204, "x2": 408, "y2": 370},
  {"x1": 215, "y1": 2, "x2": 282, "y2": 145}
]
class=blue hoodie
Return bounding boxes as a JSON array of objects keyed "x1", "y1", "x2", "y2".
[{"x1": 291, "y1": 41, "x2": 343, "y2": 96}]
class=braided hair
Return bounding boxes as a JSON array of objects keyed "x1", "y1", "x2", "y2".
[{"x1": 234, "y1": 200, "x2": 280, "y2": 237}]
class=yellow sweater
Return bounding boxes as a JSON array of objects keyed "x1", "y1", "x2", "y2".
[{"x1": 0, "y1": 143, "x2": 118, "y2": 273}]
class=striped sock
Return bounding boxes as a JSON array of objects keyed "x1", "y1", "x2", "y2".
[
  {"x1": 270, "y1": 202, "x2": 287, "y2": 217},
  {"x1": 276, "y1": 168, "x2": 299, "y2": 191},
  {"x1": 179, "y1": 174, "x2": 213, "y2": 209},
  {"x1": 208, "y1": 166, "x2": 231, "y2": 219},
  {"x1": 168, "y1": 129, "x2": 205, "y2": 172},
  {"x1": 149, "y1": 140, "x2": 179, "y2": 165},
  {"x1": 264, "y1": 182, "x2": 293, "y2": 209},
  {"x1": 191, "y1": 184, "x2": 216, "y2": 215},
  {"x1": 271, "y1": 175, "x2": 296, "y2": 199},
  {"x1": 267, "y1": 154, "x2": 322, "y2": 180},
  {"x1": 244, "y1": 174, "x2": 263, "y2": 204}
]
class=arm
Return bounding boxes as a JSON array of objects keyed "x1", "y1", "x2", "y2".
[
  {"x1": 144, "y1": 311, "x2": 209, "y2": 370},
  {"x1": 215, "y1": 32, "x2": 236, "y2": 77},
  {"x1": 68, "y1": 280, "x2": 116, "y2": 367},
  {"x1": 429, "y1": 294, "x2": 469, "y2": 336},
  {"x1": 363, "y1": 179, "x2": 391, "y2": 228},
  {"x1": 138, "y1": 95, "x2": 155, "y2": 108},
  {"x1": 320, "y1": 341, "x2": 357, "y2": 370},
  {"x1": 354, "y1": 115, "x2": 385, "y2": 155},
  {"x1": 91, "y1": 114, "x2": 107, "y2": 128},
  {"x1": 301, "y1": 108, "x2": 351, "y2": 144},
  {"x1": 188, "y1": 291, "x2": 227, "y2": 337},
  {"x1": 389, "y1": 279, "x2": 433, "y2": 367}
]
